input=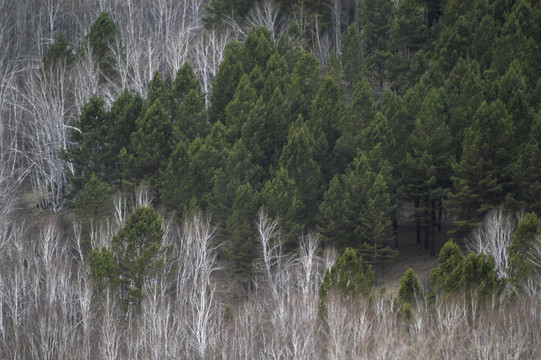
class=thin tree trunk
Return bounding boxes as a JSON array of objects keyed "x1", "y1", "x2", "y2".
[
  {"x1": 415, "y1": 195, "x2": 421, "y2": 243},
  {"x1": 431, "y1": 198, "x2": 436, "y2": 257}
]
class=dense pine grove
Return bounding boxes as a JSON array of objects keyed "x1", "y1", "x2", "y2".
[
  {"x1": 65, "y1": 0, "x2": 541, "y2": 277},
  {"x1": 1, "y1": 0, "x2": 541, "y2": 358}
]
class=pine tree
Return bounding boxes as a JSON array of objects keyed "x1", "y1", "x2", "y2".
[
  {"x1": 209, "y1": 39, "x2": 244, "y2": 124},
  {"x1": 358, "y1": 172, "x2": 398, "y2": 284},
  {"x1": 446, "y1": 100, "x2": 516, "y2": 239},
  {"x1": 66, "y1": 95, "x2": 109, "y2": 191},
  {"x1": 406, "y1": 88, "x2": 454, "y2": 254},
  {"x1": 90, "y1": 206, "x2": 168, "y2": 309},
  {"x1": 209, "y1": 140, "x2": 262, "y2": 225},
  {"x1": 396, "y1": 268, "x2": 421, "y2": 307},
  {"x1": 514, "y1": 112, "x2": 541, "y2": 213},
  {"x1": 261, "y1": 167, "x2": 304, "y2": 250},
  {"x1": 176, "y1": 89, "x2": 209, "y2": 142},
  {"x1": 226, "y1": 183, "x2": 261, "y2": 277},
  {"x1": 431, "y1": 240, "x2": 464, "y2": 293},
  {"x1": 145, "y1": 71, "x2": 169, "y2": 110},
  {"x1": 188, "y1": 122, "x2": 229, "y2": 209},
  {"x1": 160, "y1": 140, "x2": 196, "y2": 220},
  {"x1": 107, "y1": 90, "x2": 143, "y2": 183},
  {"x1": 43, "y1": 33, "x2": 75, "y2": 69},
  {"x1": 122, "y1": 99, "x2": 174, "y2": 189},
  {"x1": 359, "y1": 0, "x2": 395, "y2": 90},
  {"x1": 279, "y1": 115, "x2": 321, "y2": 226},
  {"x1": 224, "y1": 74, "x2": 258, "y2": 142},
  {"x1": 508, "y1": 212, "x2": 541, "y2": 288},
  {"x1": 286, "y1": 50, "x2": 320, "y2": 120},
  {"x1": 341, "y1": 24, "x2": 364, "y2": 88},
  {"x1": 388, "y1": 0, "x2": 426, "y2": 90},
  {"x1": 319, "y1": 248, "x2": 374, "y2": 317},
  {"x1": 240, "y1": 26, "x2": 273, "y2": 74},
  {"x1": 309, "y1": 75, "x2": 344, "y2": 181},
  {"x1": 318, "y1": 175, "x2": 356, "y2": 249},
  {"x1": 87, "y1": 11, "x2": 121, "y2": 81},
  {"x1": 111, "y1": 206, "x2": 167, "y2": 308}
]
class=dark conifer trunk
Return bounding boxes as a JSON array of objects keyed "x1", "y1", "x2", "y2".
[{"x1": 415, "y1": 195, "x2": 421, "y2": 243}]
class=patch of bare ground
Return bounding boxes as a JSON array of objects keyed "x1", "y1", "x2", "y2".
[
  {"x1": 376, "y1": 200, "x2": 453, "y2": 293},
  {"x1": 12, "y1": 179, "x2": 75, "y2": 237}
]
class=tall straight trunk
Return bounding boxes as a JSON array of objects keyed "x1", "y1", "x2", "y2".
[
  {"x1": 415, "y1": 195, "x2": 421, "y2": 243},
  {"x1": 438, "y1": 197, "x2": 442, "y2": 232},
  {"x1": 431, "y1": 198, "x2": 436, "y2": 257},
  {"x1": 424, "y1": 197, "x2": 429, "y2": 250}
]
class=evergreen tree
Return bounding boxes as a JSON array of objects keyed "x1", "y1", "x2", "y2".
[
  {"x1": 145, "y1": 71, "x2": 169, "y2": 110},
  {"x1": 396, "y1": 268, "x2": 421, "y2": 307},
  {"x1": 431, "y1": 240, "x2": 464, "y2": 293},
  {"x1": 226, "y1": 183, "x2": 261, "y2": 277},
  {"x1": 279, "y1": 115, "x2": 321, "y2": 227},
  {"x1": 188, "y1": 122, "x2": 229, "y2": 209},
  {"x1": 496, "y1": 60, "x2": 533, "y2": 145},
  {"x1": 171, "y1": 62, "x2": 201, "y2": 105},
  {"x1": 43, "y1": 33, "x2": 75, "y2": 69},
  {"x1": 209, "y1": 39, "x2": 244, "y2": 124},
  {"x1": 87, "y1": 11, "x2": 121, "y2": 81},
  {"x1": 318, "y1": 175, "x2": 355, "y2": 249},
  {"x1": 160, "y1": 139, "x2": 196, "y2": 220},
  {"x1": 73, "y1": 173, "x2": 113, "y2": 222},
  {"x1": 319, "y1": 248, "x2": 374, "y2": 317},
  {"x1": 359, "y1": 0, "x2": 395, "y2": 90},
  {"x1": 240, "y1": 26, "x2": 273, "y2": 74},
  {"x1": 176, "y1": 89, "x2": 209, "y2": 142},
  {"x1": 224, "y1": 74, "x2": 258, "y2": 142},
  {"x1": 514, "y1": 112, "x2": 541, "y2": 213},
  {"x1": 358, "y1": 172, "x2": 398, "y2": 284},
  {"x1": 286, "y1": 50, "x2": 320, "y2": 120},
  {"x1": 107, "y1": 90, "x2": 143, "y2": 183},
  {"x1": 446, "y1": 100, "x2": 516, "y2": 239},
  {"x1": 122, "y1": 99, "x2": 174, "y2": 189},
  {"x1": 341, "y1": 24, "x2": 364, "y2": 87},
  {"x1": 209, "y1": 140, "x2": 262, "y2": 225},
  {"x1": 111, "y1": 206, "x2": 167, "y2": 308},
  {"x1": 90, "y1": 206, "x2": 168, "y2": 309},
  {"x1": 508, "y1": 212, "x2": 541, "y2": 289},
  {"x1": 66, "y1": 95, "x2": 109, "y2": 191},
  {"x1": 388, "y1": 0, "x2": 426, "y2": 90},
  {"x1": 406, "y1": 88, "x2": 453, "y2": 254},
  {"x1": 261, "y1": 167, "x2": 304, "y2": 250},
  {"x1": 431, "y1": 240, "x2": 504, "y2": 303},
  {"x1": 309, "y1": 75, "x2": 344, "y2": 181}
]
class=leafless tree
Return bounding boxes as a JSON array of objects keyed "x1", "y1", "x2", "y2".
[
  {"x1": 246, "y1": 0, "x2": 285, "y2": 42},
  {"x1": 467, "y1": 206, "x2": 520, "y2": 278},
  {"x1": 194, "y1": 28, "x2": 231, "y2": 105}
]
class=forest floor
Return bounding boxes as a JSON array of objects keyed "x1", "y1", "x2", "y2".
[
  {"x1": 377, "y1": 223, "x2": 449, "y2": 293},
  {"x1": 13, "y1": 184, "x2": 450, "y2": 297}
]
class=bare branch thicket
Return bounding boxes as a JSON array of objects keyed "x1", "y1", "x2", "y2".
[
  {"x1": 467, "y1": 206, "x2": 520, "y2": 278},
  {"x1": 98, "y1": 290, "x2": 122, "y2": 360},
  {"x1": 134, "y1": 183, "x2": 154, "y2": 208},
  {"x1": 295, "y1": 232, "x2": 323, "y2": 295},
  {"x1": 255, "y1": 210, "x2": 283, "y2": 281},
  {"x1": 219, "y1": 298, "x2": 264, "y2": 359},
  {"x1": 71, "y1": 44, "x2": 101, "y2": 112},
  {"x1": 245, "y1": 0, "x2": 287, "y2": 42},
  {"x1": 328, "y1": 0, "x2": 342, "y2": 57},
  {"x1": 138, "y1": 281, "x2": 182, "y2": 360},
  {"x1": 176, "y1": 213, "x2": 222, "y2": 359},
  {"x1": 16, "y1": 63, "x2": 71, "y2": 212},
  {"x1": 194, "y1": 27, "x2": 231, "y2": 106},
  {"x1": 525, "y1": 237, "x2": 541, "y2": 295}
]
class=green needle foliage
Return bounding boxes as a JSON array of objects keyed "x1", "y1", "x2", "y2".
[
  {"x1": 319, "y1": 248, "x2": 374, "y2": 318},
  {"x1": 90, "y1": 206, "x2": 168, "y2": 310}
]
